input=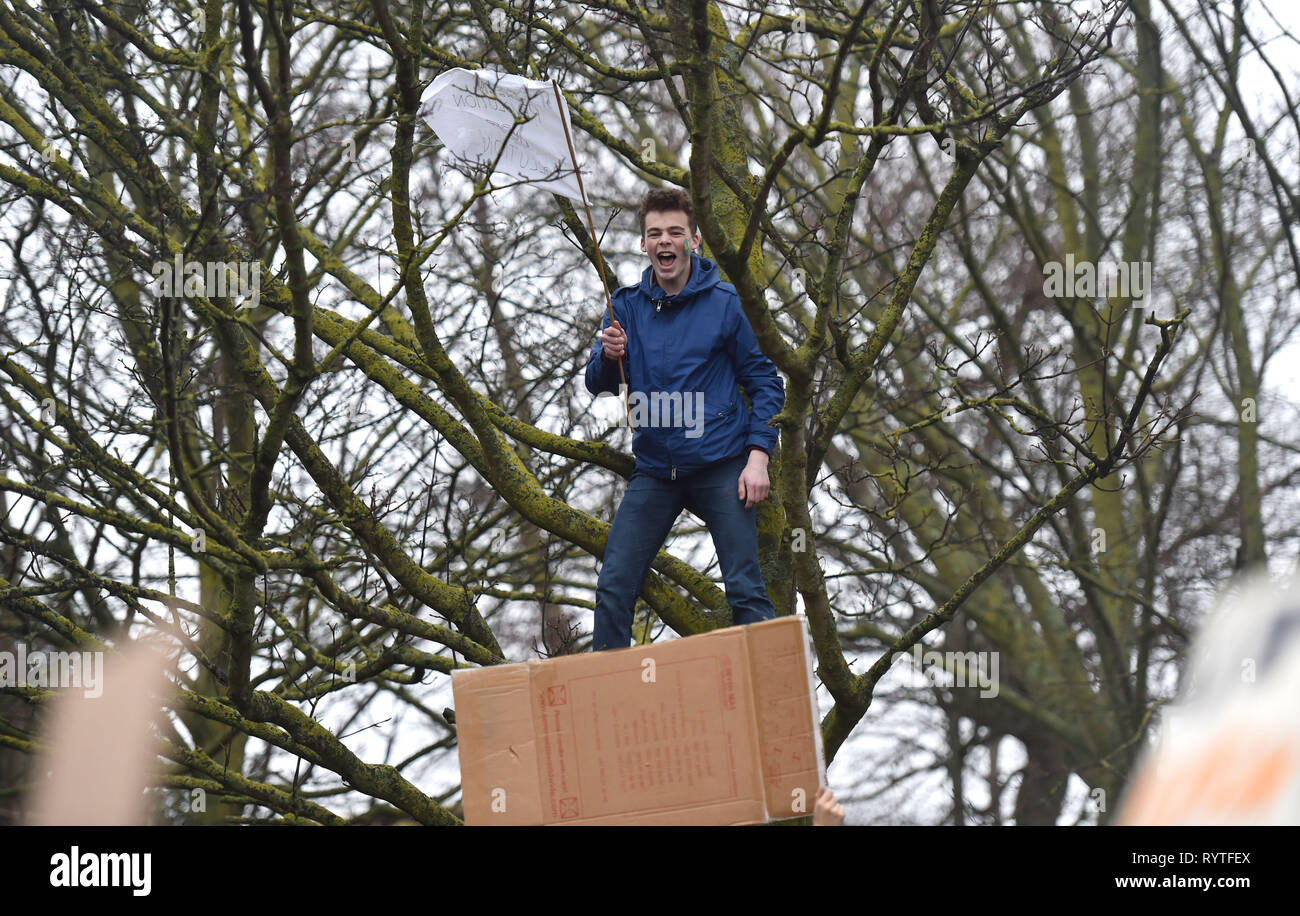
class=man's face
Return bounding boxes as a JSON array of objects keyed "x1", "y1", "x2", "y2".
[{"x1": 640, "y1": 210, "x2": 699, "y2": 288}]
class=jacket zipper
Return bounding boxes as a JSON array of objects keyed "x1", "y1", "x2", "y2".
[{"x1": 654, "y1": 296, "x2": 675, "y2": 479}]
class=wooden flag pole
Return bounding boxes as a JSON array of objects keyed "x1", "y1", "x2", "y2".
[{"x1": 550, "y1": 80, "x2": 631, "y2": 421}]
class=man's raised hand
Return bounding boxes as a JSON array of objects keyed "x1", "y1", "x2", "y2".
[{"x1": 601, "y1": 319, "x2": 626, "y2": 362}]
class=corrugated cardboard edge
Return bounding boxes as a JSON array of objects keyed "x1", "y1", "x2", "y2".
[
  {"x1": 784, "y1": 613, "x2": 827, "y2": 817},
  {"x1": 452, "y1": 665, "x2": 545, "y2": 825},
  {"x1": 743, "y1": 615, "x2": 825, "y2": 821},
  {"x1": 730, "y1": 623, "x2": 770, "y2": 826},
  {"x1": 800, "y1": 614, "x2": 829, "y2": 800},
  {"x1": 564, "y1": 798, "x2": 767, "y2": 826}
]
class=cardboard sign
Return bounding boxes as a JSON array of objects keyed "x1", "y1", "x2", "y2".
[{"x1": 452, "y1": 615, "x2": 825, "y2": 825}]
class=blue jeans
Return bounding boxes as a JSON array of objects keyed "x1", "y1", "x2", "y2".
[{"x1": 592, "y1": 452, "x2": 775, "y2": 651}]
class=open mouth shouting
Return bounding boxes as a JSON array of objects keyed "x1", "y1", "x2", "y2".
[{"x1": 655, "y1": 244, "x2": 686, "y2": 280}]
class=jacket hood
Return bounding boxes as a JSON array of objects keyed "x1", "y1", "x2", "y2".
[{"x1": 637, "y1": 253, "x2": 720, "y2": 304}]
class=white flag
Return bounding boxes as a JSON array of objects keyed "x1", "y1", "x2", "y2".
[{"x1": 419, "y1": 68, "x2": 588, "y2": 203}]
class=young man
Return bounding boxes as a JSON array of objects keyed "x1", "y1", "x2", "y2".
[{"x1": 584, "y1": 188, "x2": 785, "y2": 651}]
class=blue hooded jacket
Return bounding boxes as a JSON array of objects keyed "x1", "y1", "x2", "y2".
[{"x1": 584, "y1": 253, "x2": 784, "y2": 480}]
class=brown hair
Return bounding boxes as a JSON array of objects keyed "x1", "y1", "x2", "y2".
[{"x1": 637, "y1": 188, "x2": 697, "y2": 236}]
